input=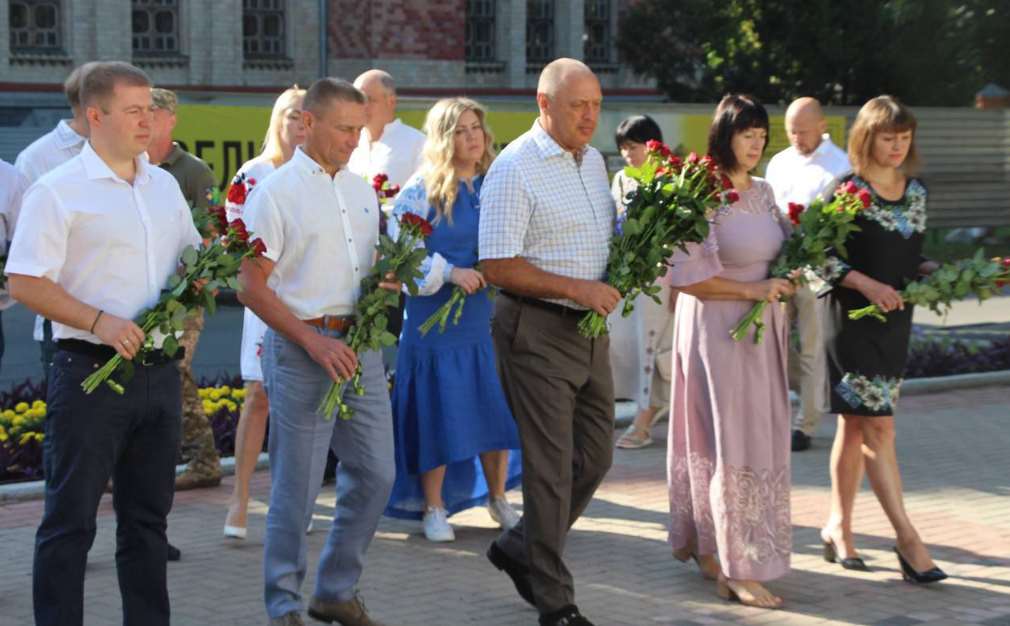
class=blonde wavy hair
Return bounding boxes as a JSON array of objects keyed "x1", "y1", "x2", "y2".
[
  {"x1": 261, "y1": 85, "x2": 306, "y2": 167},
  {"x1": 421, "y1": 97, "x2": 496, "y2": 224}
]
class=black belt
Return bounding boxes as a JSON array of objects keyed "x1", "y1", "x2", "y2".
[
  {"x1": 501, "y1": 291, "x2": 581, "y2": 317},
  {"x1": 57, "y1": 339, "x2": 184, "y2": 366}
]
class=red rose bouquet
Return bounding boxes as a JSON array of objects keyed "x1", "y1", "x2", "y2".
[
  {"x1": 578, "y1": 140, "x2": 735, "y2": 338},
  {"x1": 371, "y1": 173, "x2": 401, "y2": 234},
  {"x1": 848, "y1": 251, "x2": 1010, "y2": 322},
  {"x1": 318, "y1": 213, "x2": 433, "y2": 419},
  {"x1": 730, "y1": 181, "x2": 870, "y2": 343},
  {"x1": 82, "y1": 212, "x2": 266, "y2": 394}
]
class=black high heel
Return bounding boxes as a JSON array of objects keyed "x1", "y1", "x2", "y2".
[
  {"x1": 822, "y1": 538, "x2": 869, "y2": 571},
  {"x1": 893, "y1": 547, "x2": 948, "y2": 584}
]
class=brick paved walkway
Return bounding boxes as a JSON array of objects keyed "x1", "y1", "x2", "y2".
[{"x1": 2, "y1": 387, "x2": 1008, "y2": 625}]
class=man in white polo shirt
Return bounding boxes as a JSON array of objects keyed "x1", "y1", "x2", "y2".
[
  {"x1": 0, "y1": 159, "x2": 28, "y2": 372},
  {"x1": 15, "y1": 62, "x2": 95, "y2": 382},
  {"x1": 7, "y1": 61, "x2": 201, "y2": 626},
  {"x1": 239, "y1": 78, "x2": 395, "y2": 626},
  {"x1": 765, "y1": 96, "x2": 851, "y2": 452},
  {"x1": 348, "y1": 69, "x2": 425, "y2": 189}
]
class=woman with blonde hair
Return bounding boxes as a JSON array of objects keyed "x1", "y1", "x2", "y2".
[
  {"x1": 384, "y1": 97, "x2": 522, "y2": 542},
  {"x1": 818, "y1": 95, "x2": 946, "y2": 583},
  {"x1": 223, "y1": 85, "x2": 306, "y2": 539}
]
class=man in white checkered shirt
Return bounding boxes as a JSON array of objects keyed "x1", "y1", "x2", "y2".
[{"x1": 479, "y1": 58, "x2": 618, "y2": 626}]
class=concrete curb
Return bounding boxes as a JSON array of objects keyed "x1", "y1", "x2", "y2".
[{"x1": 4, "y1": 369, "x2": 1008, "y2": 501}]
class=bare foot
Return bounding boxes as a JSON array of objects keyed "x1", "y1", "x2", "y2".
[
  {"x1": 821, "y1": 525, "x2": 860, "y2": 561},
  {"x1": 896, "y1": 534, "x2": 937, "y2": 573},
  {"x1": 717, "y1": 575, "x2": 784, "y2": 609},
  {"x1": 672, "y1": 546, "x2": 720, "y2": 581}
]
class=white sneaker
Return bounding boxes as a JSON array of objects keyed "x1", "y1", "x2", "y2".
[
  {"x1": 422, "y1": 507, "x2": 455, "y2": 542},
  {"x1": 487, "y1": 496, "x2": 521, "y2": 530}
]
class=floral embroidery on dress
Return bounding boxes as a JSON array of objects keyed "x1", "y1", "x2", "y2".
[
  {"x1": 713, "y1": 462, "x2": 792, "y2": 567},
  {"x1": 669, "y1": 452, "x2": 791, "y2": 567},
  {"x1": 853, "y1": 178, "x2": 927, "y2": 239},
  {"x1": 668, "y1": 451, "x2": 718, "y2": 552},
  {"x1": 817, "y1": 256, "x2": 850, "y2": 283},
  {"x1": 835, "y1": 372, "x2": 902, "y2": 412}
]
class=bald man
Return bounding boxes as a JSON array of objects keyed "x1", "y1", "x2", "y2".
[
  {"x1": 479, "y1": 58, "x2": 617, "y2": 626},
  {"x1": 347, "y1": 69, "x2": 425, "y2": 188},
  {"x1": 765, "y1": 97, "x2": 851, "y2": 452}
]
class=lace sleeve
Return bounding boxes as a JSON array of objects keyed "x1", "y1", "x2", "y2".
[{"x1": 389, "y1": 176, "x2": 453, "y2": 296}]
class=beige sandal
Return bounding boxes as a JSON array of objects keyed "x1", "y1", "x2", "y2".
[{"x1": 616, "y1": 425, "x2": 653, "y2": 449}]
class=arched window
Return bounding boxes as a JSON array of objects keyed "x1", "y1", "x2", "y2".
[
  {"x1": 243, "y1": 0, "x2": 287, "y2": 60},
  {"x1": 526, "y1": 0, "x2": 555, "y2": 65},
  {"x1": 132, "y1": 0, "x2": 180, "y2": 56},
  {"x1": 465, "y1": 0, "x2": 496, "y2": 63},
  {"x1": 9, "y1": 0, "x2": 62, "y2": 53}
]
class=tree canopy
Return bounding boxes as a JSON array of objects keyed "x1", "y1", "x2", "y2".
[{"x1": 617, "y1": 0, "x2": 1010, "y2": 105}]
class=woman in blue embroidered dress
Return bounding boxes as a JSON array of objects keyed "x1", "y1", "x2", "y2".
[
  {"x1": 818, "y1": 96, "x2": 947, "y2": 583},
  {"x1": 384, "y1": 98, "x2": 522, "y2": 543}
]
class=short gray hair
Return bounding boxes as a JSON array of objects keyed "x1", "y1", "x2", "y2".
[{"x1": 303, "y1": 77, "x2": 366, "y2": 115}]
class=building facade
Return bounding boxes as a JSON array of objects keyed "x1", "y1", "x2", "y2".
[{"x1": 1, "y1": 0, "x2": 654, "y2": 94}]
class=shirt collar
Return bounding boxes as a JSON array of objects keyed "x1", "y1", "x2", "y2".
[
  {"x1": 811, "y1": 134, "x2": 835, "y2": 158},
  {"x1": 292, "y1": 146, "x2": 340, "y2": 177},
  {"x1": 530, "y1": 120, "x2": 587, "y2": 162},
  {"x1": 162, "y1": 142, "x2": 185, "y2": 166},
  {"x1": 55, "y1": 119, "x2": 87, "y2": 150},
  {"x1": 360, "y1": 119, "x2": 401, "y2": 146},
  {"x1": 80, "y1": 141, "x2": 153, "y2": 185}
]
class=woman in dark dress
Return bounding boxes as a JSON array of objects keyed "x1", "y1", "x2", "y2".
[{"x1": 818, "y1": 96, "x2": 947, "y2": 583}]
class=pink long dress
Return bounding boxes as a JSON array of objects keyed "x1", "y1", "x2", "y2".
[{"x1": 665, "y1": 178, "x2": 792, "y2": 582}]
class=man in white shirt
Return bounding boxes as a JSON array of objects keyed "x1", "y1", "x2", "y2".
[
  {"x1": 15, "y1": 62, "x2": 94, "y2": 382},
  {"x1": 7, "y1": 61, "x2": 201, "y2": 626},
  {"x1": 765, "y1": 97, "x2": 851, "y2": 452},
  {"x1": 348, "y1": 69, "x2": 425, "y2": 189},
  {"x1": 240, "y1": 78, "x2": 395, "y2": 626},
  {"x1": 347, "y1": 70, "x2": 424, "y2": 351},
  {"x1": 0, "y1": 159, "x2": 28, "y2": 371}
]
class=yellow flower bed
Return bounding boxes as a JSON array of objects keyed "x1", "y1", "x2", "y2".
[{"x1": 1, "y1": 385, "x2": 246, "y2": 445}]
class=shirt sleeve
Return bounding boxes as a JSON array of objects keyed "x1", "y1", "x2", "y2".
[
  {"x1": 4, "y1": 182, "x2": 70, "y2": 281},
  {"x1": 389, "y1": 177, "x2": 452, "y2": 296},
  {"x1": 173, "y1": 183, "x2": 203, "y2": 254},
  {"x1": 191, "y1": 162, "x2": 217, "y2": 210},
  {"x1": 14, "y1": 151, "x2": 42, "y2": 185},
  {"x1": 244, "y1": 186, "x2": 283, "y2": 263},
  {"x1": 478, "y1": 158, "x2": 532, "y2": 261},
  {"x1": 662, "y1": 228, "x2": 723, "y2": 288},
  {"x1": 0, "y1": 168, "x2": 28, "y2": 252}
]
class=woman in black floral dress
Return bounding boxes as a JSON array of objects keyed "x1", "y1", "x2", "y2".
[{"x1": 818, "y1": 96, "x2": 947, "y2": 584}]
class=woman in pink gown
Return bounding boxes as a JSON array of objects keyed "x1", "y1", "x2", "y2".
[{"x1": 665, "y1": 94, "x2": 794, "y2": 609}]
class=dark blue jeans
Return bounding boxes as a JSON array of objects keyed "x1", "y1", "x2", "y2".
[
  {"x1": 40, "y1": 318, "x2": 56, "y2": 381},
  {"x1": 33, "y1": 349, "x2": 181, "y2": 626}
]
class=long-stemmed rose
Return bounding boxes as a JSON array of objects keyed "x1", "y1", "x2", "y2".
[
  {"x1": 417, "y1": 262, "x2": 496, "y2": 336},
  {"x1": 578, "y1": 140, "x2": 736, "y2": 338},
  {"x1": 371, "y1": 173, "x2": 401, "y2": 234},
  {"x1": 848, "y1": 251, "x2": 1010, "y2": 322},
  {"x1": 318, "y1": 213, "x2": 433, "y2": 419},
  {"x1": 729, "y1": 181, "x2": 870, "y2": 343},
  {"x1": 81, "y1": 213, "x2": 266, "y2": 394}
]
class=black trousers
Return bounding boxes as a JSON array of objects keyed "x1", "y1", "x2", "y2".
[{"x1": 33, "y1": 349, "x2": 181, "y2": 626}]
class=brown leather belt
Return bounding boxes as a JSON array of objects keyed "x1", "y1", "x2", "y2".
[{"x1": 304, "y1": 316, "x2": 354, "y2": 333}]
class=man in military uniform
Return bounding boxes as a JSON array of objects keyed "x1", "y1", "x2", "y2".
[{"x1": 149, "y1": 87, "x2": 221, "y2": 490}]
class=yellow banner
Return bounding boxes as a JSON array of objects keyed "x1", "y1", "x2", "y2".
[{"x1": 173, "y1": 104, "x2": 537, "y2": 189}]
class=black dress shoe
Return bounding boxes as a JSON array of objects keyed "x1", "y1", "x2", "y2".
[
  {"x1": 486, "y1": 542, "x2": 535, "y2": 607},
  {"x1": 791, "y1": 430, "x2": 812, "y2": 452},
  {"x1": 167, "y1": 543, "x2": 181, "y2": 562},
  {"x1": 894, "y1": 547, "x2": 948, "y2": 584},
  {"x1": 822, "y1": 538, "x2": 868, "y2": 571},
  {"x1": 539, "y1": 605, "x2": 594, "y2": 626}
]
